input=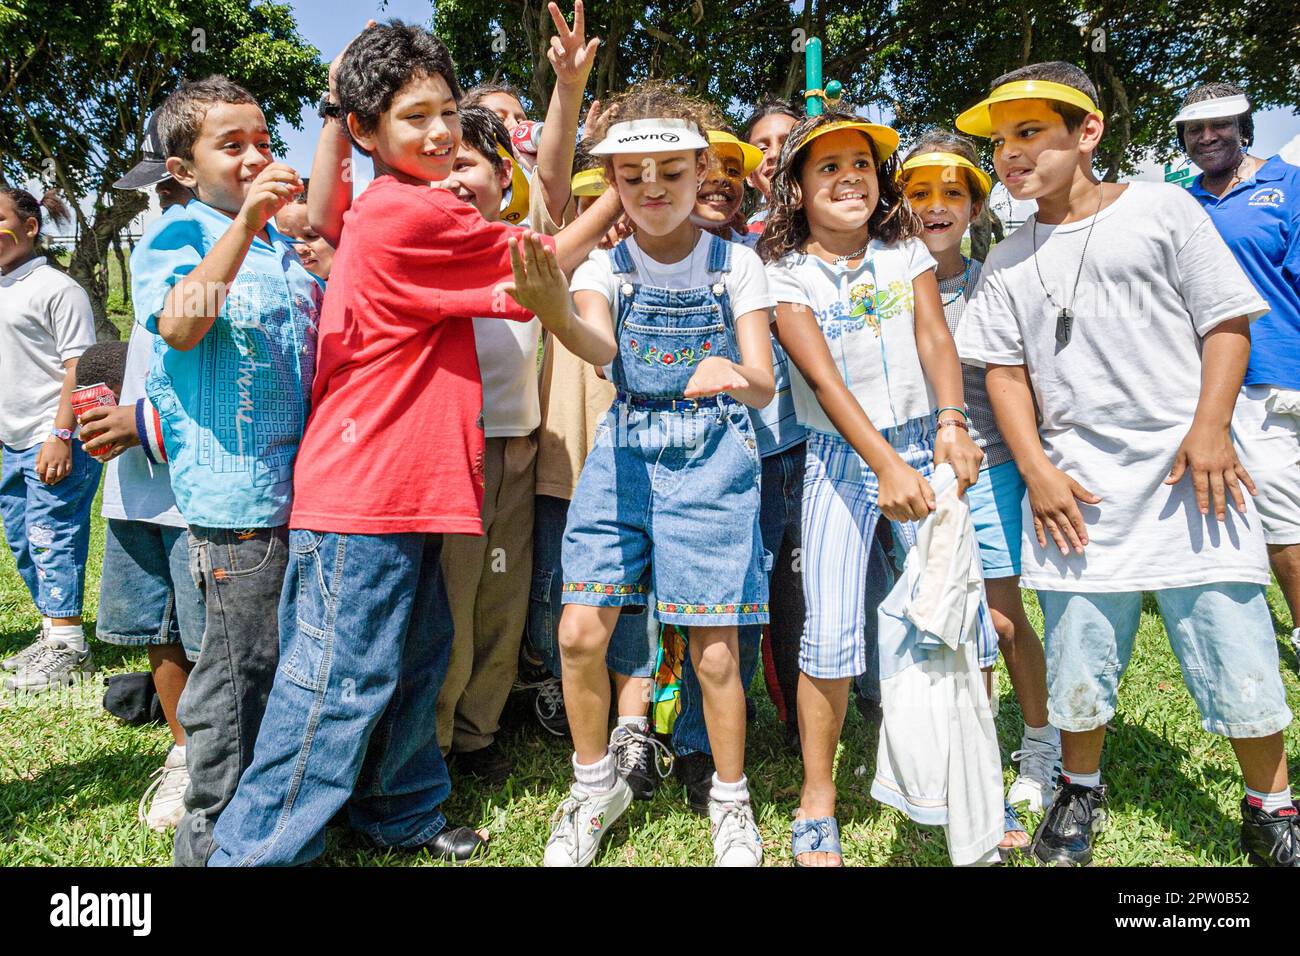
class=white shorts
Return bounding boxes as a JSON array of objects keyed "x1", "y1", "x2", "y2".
[{"x1": 1234, "y1": 385, "x2": 1300, "y2": 546}]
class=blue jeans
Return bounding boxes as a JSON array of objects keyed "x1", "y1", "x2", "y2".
[
  {"x1": 528, "y1": 494, "x2": 664, "y2": 680},
  {"x1": 673, "y1": 442, "x2": 805, "y2": 757},
  {"x1": 209, "y1": 530, "x2": 455, "y2": 866},
  {"x1": 97, "y1": 519, "x2": 205, "y2": 661},
  {"x1": 0, "y1": 441, "x2": 101, "y2": 617},
  {"x1": 1038, "y1": 583, "x2": 1292, "y2": 738}
]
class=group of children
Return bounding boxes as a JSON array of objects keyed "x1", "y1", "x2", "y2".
[{"x1": 3, "y1": 2, "x2": 1299, "y2": 868}]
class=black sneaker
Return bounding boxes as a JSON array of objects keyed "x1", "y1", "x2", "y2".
[
  {"x1": 449, "y1": 741, "x2": 512, "y2": 786},
  {"x1": 1031, "y1": 782, "x2": 1107, "y2": 866},
  {"x1": 1240, "y1": 798, "x2": 1300, "y2": 866},
  {"x1": 674, "y1": 750, "x2": 714, "y2": 816},
  {"x1": 532, "y1": 675, "x2": 569, "y2": 737},
  {"x1": 609, "y1": 724, "x2": 672, "y2": 800}
]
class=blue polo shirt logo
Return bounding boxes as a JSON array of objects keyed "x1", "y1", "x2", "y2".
[{"x1": 1247, "y1": 187, "x2": 1284, "y2": 208}]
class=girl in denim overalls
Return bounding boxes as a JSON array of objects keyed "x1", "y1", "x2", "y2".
[
  {"x1": 757, "y1": 111, "x2": 986, "y2": 866},
  {"x1": 542, "y1": 85, "x2": 776, "y2": 868}
]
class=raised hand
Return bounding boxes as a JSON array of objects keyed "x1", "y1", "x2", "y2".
[
  {"x1": 238, "y1": 163, "x2": 302, "y2": 234},
  {"x1": 547, "y1": 1, "x2": 600, "y2": 87}
]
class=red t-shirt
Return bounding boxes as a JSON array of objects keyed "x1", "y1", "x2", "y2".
[{"x1": 289, "y1": 176, "x2": 552, "y2": 534}]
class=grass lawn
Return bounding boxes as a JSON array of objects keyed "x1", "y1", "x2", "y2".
[{"x1": 1, "y1": 480, "x2": 1297, "y2": 866}]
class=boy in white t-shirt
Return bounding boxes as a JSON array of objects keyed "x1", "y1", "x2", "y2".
[{"x1": 956, "y1": 61, "x2": 1296, "y2": 867}]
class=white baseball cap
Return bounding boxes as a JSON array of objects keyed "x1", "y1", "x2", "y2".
[
  {"x1": 1173, "y1": 93, "x2": 1251, "y2": 124},
  {"x1": 590, "y1": 118, "x2": 709, "y2": 155}
]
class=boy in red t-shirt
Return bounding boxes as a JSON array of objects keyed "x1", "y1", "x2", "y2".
[{"x1": 208, "y1": 20, "x2": 621, "y2": 867}]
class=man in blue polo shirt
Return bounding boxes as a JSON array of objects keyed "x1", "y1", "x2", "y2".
[{"x1": 1179, "y1": 82, "x2": 1300, "y2": 656}]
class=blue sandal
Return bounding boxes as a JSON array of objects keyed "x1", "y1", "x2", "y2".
[
  {"x1": 999, "y1": 800, "x2": 1027, "y2": 861},
  {"x1": 792, "y1": 815, "x2": 842, "y2": 867}
]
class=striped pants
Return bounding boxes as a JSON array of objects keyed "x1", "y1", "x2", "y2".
[{"x1": 800, "y1": 418, "x2": 998, "y2": 679}]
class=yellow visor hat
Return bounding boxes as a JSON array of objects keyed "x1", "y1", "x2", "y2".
[
  {"x1": 794, "y1": 119, "x2": 900, "y2": 163},
  {"x1": 956, "y1": 80, "x2": 1103, "y2": 138},
  {"x1": 898, "y1": 151, "x2": 993, "y2": 196},
  {"x1": 707, "y1": 130, "x2": 764, "y2": 175},
  {"x1": 497, "y1": 144, "x2": 530, "y2": 224},
  {"x1": 570, "y1": 167, "x2": 608, "y2": 197}
]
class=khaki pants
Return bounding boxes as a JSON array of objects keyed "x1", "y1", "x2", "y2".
[{"x1": 436, "y1": 435, "x2": 537, "y2": 754}]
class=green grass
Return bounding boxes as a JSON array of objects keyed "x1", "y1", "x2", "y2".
[{"x1": 2, "y1": 481, "x2": 1298, "y2": 866}]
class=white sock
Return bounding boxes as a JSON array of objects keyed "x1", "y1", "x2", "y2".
[
  {"x1": 41, "y1": 616, "x2": 52, "y2": 636},
  {"x1": 1024, "y1": 722, "x2": 1059, "y2": 745},
  {"x1": 1245, "y1": 786, "x2": 1294, "y2": 814},
  {"x1": 48, "y1": 624, "x2": 86, "y2": 653},
  {"x1": 1060, "y1": 768, "x2": 1101, "y2": 788},
  {"x1": 617, "y1": 715, "x2": 649, "y2": 734},
  {"x1": 709, "y1": 772, "x2": 750, "y2": 803},
  {"x1": 572, "y1": 751, "x2": 617, "y2": 793}
]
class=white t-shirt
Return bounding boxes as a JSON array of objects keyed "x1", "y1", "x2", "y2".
[
  {"x1": 767, "y1": 237, "x2": 938, "y2": 434},
  {"x1": 571, "y1": 232, "x2": 773, "y2": 322},
  {"x1": 957, "y1": 181, "x2": 1271, "y2": 591},
  {"x1": 101, "y1": 322, "x2": 185, "y2": 528},
  {"x1": 0, "y1": 257, "x2": 96, "y2": 450},
  {"x1": 473, "y1": 317, "x2": 540, "y2": 438}
]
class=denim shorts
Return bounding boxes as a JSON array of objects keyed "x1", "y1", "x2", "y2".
[
  {"x1": 97, "y1": 518, "x2": 205, "y2": 661},
  {"x1": 1037, "y1": 583, "x2": 1292, "y2": 738},
  {"x1": 965, "y1": 459, "x2": 1025, "y2": 579},
  {"x1": 562, "y1": 400, "x2": 769, "y2": 628}
]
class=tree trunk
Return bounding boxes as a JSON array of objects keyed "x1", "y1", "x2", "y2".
[{"x1": 66, "y1": 186, "x2": 147, "y2": 342}]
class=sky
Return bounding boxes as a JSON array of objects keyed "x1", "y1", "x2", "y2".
[{"x1": 55, "y1": 0, "x2": 1300, "y2": 233}]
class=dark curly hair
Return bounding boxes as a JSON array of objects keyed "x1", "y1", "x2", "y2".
[
  {"x1": 157, "y1": 75, "x2": 260, "y2": 161},
  {"x1": 0, "y1": 187, "x2": 72, "y2": 237},
  {"x1": 757, "y1": 110, "x2": 919, "y2": 263},
  {"x1": 337, "y1": 20, "x2": 462, "y2": 154},
  {"x1": 1176, "y1": 81, "x2": 1253, "y2": 148}
]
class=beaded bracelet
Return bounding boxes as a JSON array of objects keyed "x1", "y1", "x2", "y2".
[{"x1": 936, "y1": 405, "x2": 970, "y2": 421}]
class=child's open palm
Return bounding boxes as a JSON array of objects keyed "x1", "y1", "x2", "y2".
[
  {"x1": 504, "y1": 232, "x2": 570, "y2": 323},
  {"x1": 239, "y1": 163, "x2": 302, "y2": 234},
  {"x1": 547, "y1": 1, "x2": 599, "y2": 86},
  {"x1": 684, "y1": 356, "x2": 748, "y2": 399}
]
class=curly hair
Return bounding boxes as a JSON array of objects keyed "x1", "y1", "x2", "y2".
[
  {"x1": 900, "y1": 127, "x2": 990, "y2": 205},
  {"x1": 757, "y1": 109, "x2": 919, "y2": 263},
  {"x1": 337, "y1": 21, "x2": 462, "y2": 154},
  {"x1": 1176, "y1": 81, "x2": 1253, "y2": 148},
  {"x1": 591, "y1": 80, "x2": 713, "y2": 177}
]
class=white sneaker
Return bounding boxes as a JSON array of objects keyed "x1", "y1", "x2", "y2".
[
  {"x1": 3, "y1": 640, "x2": 93, "y2": 693},
  {"x1": 543, "y1": 777, "x2": 633, "y2": 867},
  {"x1": 1, "y1": 635, "x2": 51, "y2": 673},
  {"x1": 1008, "y1": 730, "x2": 1062, "y2": 813},
  {"x1": 139, "y1": 747, "x2": 190, "y2": 831},
  {"x1": 709, "y1": 796, "x2": 763, "y2": 867},
  {"x1": 1290, "y1": 628, "x2": 1300, "y2": 655}
]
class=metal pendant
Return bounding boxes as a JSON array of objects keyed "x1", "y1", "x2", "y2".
[{"x1": 1055, "y1": 307, "x2": 1073, "y2": 346}]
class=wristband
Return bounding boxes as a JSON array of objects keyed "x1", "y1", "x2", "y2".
[
  {"x1": 935, "y1": 405, "x2": 969, "y2": 421},
  {"x1": 937, "y1": 418, "x2": 969, "y2": 431}
]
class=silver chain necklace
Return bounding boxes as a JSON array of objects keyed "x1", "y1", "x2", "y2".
[
  {"x1": 832, "y1": 239, "x2": 870, "y2": 266},
  {"x1": 1032, "y1": 182, "x2": 1106, "y2": 347}
]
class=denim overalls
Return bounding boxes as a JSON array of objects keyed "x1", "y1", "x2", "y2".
[{"x1": 561, "y1": 234, "x2": 770, "y2": 629}]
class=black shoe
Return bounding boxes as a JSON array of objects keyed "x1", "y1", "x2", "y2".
[
  {"x1": 609, "y1": 723, "x2": 672, "y2": 800},
  {"x1": 450, "y1": 741, "x2": 512, "y2": 786},
  {"x1": 406, "y1": 824, "x2": 487, "y2": 863},
  {"x1": 1031, "y1": 782, "x2": 1107, "y2": 866},
  {"x1": 1240, "y1": 798, "x2": 1300, "y2": 866},
  {"x1": 784, "y1": 720, "x2": 802, "y2": 758},
  {"x1": 853, "y1": 687, "x2": 883, "y2": 730},
  {"x1": 745, "y1": 695, "x2": 757, "y2": 723},
  {"x1": 674, "y1": 750, "x2": 714, "y2": 816},
  {"x1": 531, "y1": 675, "x2": 569, "y2": 737}
]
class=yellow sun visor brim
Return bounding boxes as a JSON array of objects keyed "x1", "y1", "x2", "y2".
[
  {"x1": 497, "y1": 144, "x2": 530, "y2": 224},
  {"x1": 898, "y1": 151, "x2": 994, "y2": 196},
  {"x1": 571, "y1": 168, "x2": 608, "y2": 197},
  {"x1": 955, "y1": 80, "x2": 1103, "y2": 138},
  {"x1": 794, "y1": 119, "x2": 900, "y2": 163},
  {"x1": 706, "y1": 130, "x2": 764, "y2": 176}
]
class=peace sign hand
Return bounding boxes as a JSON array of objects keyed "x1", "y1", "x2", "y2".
[{"x1": 547, "y1": 0, "x2": 599, "y2": 87}]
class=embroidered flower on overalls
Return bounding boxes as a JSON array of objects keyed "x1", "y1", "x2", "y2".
[{"x1": 627, "y1": 338, "x2": 712, "y2": 368}]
